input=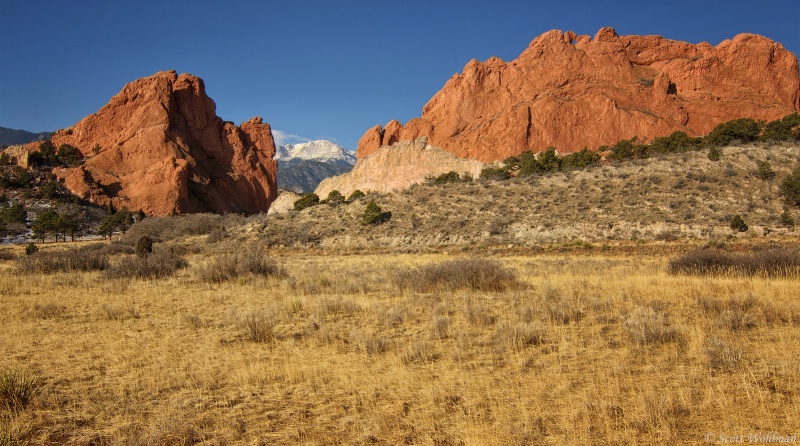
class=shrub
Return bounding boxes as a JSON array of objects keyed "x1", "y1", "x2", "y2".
[
  {"x1": 326, "y1": 190, "x2": 345, "y2": 205},
  {"x1": 240, "y1": 310, "x2": 277, "y2": 343},
  {"x1": 198, "y1": 255, "x2": 243, "y2": 284},
  {"x1": 347, "y1": 190, "x2": 366, "y2": 201},
  {"x1": 393, "y1": 258, "x2": 519, "y2": 292},
  {"x1": 104, "y1": 252, "x2": 187, "y2": 280},
  {"x1": 705, "y1": 117, "x2": 762, "y2": 146},
  {"x1": 427, "y1": 171, "x2": 462, "y2": 185},
  {"x1": 361, "y1": 200, "x2": 389, "y2": 225},
  {"x1": 479, "y1": 166, "x2": 511, "y2": 181},
  {"x1": 431, "y1": 316, "x2": 451, "y2": 339},
  {"x1": 88, "y1": 241, "x2": 134, "y2": 256},
  {"x1": 16, "y1": 248, "x2": 109, "y2": 274},
  {"x1": 650, "y1": 131, "x2": 703, "y2": 154},
  {"x1": 351, "y1": 332, "x2": 389, "y2": 355},
  {"x1": 755, "y1": 160, "x2": 776, "y2": 181},
  {"x1": 56, "y1": 143, "x2": 82, "y2": 166},
  {"x1": 779, "y1": 209, "x2": 795, "y2": 227},
  {"x1": 624, "y1": 306, "x2": 682, "y2": 345},
  {"x1": 293, "y1": 193, "x2": 320, "y2": 211},
  {"x1": 196, "y1": 246, "x2": 285, "y2": 283},
  {"x1": 24, "y1": 243, "x2": 38, "y2": 256},
  {"x1": 537, "y1": 146, "x2": 562, "y2": 171},
  {"x1": 37, "y1": 139, "x2": 57, "y2": 163},
  {"x1": 30, "y1": 302, "x2": 67, "y2": 319},
  {"x1": 560, "y1": 148, "x2": 600, "y2": 170},
  {"x1": 608, "y1": 137, "x2": 647, "y2": 160},
  {"x1": 698, "y1": 295, "x2": 760, "y2": 332},
  {"x1": 516, "y1": 151, "x2": 544, "y2": 176},
  {"x1": 206, "y1": 226, "x2": 226, "y2": 243},
  {"x1": 123, "y1": 213, "x2": 222, "y2": 243},
  {"x1": 0, "y1": 369, "x2": 40, "y2": 413},
  {"x1": 668, "y1": 248, "x2": 800, "y2": 277},
  {"x1": 135, "y1": 235, "x2": 153, "y2": 257},
  {"x1": 730, "y1": 215, "x2": 748, "y2": 232},
  {"x1": 780, "y1": 167, "x2": 800, "y2": 206},
  {"x1": 707, "y1": 146, "x2": 721, "y2": 161},
  {"x1": 0, "y1": 166, "x2": 32, "y2": 188},
  {"x1": 760, "y1": 112, "x2": 800, "y2": 141}
]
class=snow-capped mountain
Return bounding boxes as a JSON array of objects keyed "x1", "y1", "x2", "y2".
[
  {"x1": 275, "y1": 140, "x2": 356, "y2": 166},
  {"x1": 275, "y1": 140, "x2": 356, "y2": 193}
]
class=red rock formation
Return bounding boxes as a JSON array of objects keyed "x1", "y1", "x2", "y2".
[
  {"x1": 358, "y1": 28, "x2": 800, "y2": 162},
  {"x1": 36, "y1": 70, "x2": 277, "y2": 215}
]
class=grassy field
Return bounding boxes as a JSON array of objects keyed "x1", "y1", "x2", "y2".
[{"x1": 1, "y1": 243, "x2": 798, "y2": 445}]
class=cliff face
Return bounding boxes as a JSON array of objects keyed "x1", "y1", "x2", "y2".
[
  {"x1": 41, "y1": 70, "x2": 277, "y2": 215},
  {"x1": 358, "y1": 28, "x2": 800, "y2": 162},
  {"x1": 315, "y1": 138, "x2": 484, "y2": 198}
]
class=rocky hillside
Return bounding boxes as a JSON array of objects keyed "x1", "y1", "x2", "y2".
[
  {"x1": 24, "y1": 71, "x2": 278, "y2": 215},
  {"x1": 315, "y1": 137, "x2": 484, "y2": 197},
  {"x1": 250, "y1": 142, "x2": 800, "y2": 251},
  {"x1": 358, "y1": 28, "x2": 800, "y2": 162}
]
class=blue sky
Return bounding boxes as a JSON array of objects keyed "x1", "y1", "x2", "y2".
[{"x1": 1, "y1": 0, "x2": 798, "y2": 151}]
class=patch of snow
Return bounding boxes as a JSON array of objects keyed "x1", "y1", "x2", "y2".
[{"x1": 275, "y1": 140, "x2": 356, "y2": 165}]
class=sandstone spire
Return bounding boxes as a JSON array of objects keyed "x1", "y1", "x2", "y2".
[{"x1": 38, "y1": 71, "x2": 277, "y2": 215}]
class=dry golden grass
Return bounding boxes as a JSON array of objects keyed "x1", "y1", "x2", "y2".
[{"x1": 1, "y1": 247, "x2": 799, "y2": 444}]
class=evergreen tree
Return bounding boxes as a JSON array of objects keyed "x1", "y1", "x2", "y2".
[
  {"x1": 361, "y1": 200, "x2": 388, "y2": 225},
  {"x1": 31, "y1": 210, "x2": 59, "y2": 243}
]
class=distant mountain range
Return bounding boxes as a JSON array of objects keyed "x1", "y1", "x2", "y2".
[
  {"x1": 276, "y1": 140, "x2": 355, "y2": 193},
  {"x1": 0, "y1": 127, "x2": 52, "y2": 146}
]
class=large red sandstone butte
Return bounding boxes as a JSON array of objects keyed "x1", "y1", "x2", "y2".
[
  {"x1": 38, "y1": 70, "x2": 277, "y2": 215},
  {"x1": 358, "y1": 28, "x2": 800, "y2": 162}
]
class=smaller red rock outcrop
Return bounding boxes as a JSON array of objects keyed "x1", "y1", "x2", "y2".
[
  {"x1": 30, "y1": 71, "x2": 277, "y2": 215},
  {"x1": 358, "y1": 28, "x2": 800, "y2": 162}
]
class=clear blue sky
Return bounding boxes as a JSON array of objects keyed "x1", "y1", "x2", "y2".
[{"x1": 1, "y1": 0, "x2": 798, "y2": 150}]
